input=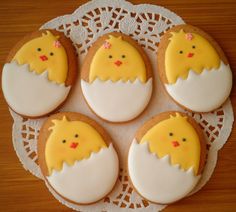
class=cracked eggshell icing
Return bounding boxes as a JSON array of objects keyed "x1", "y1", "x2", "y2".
[
  {"x1": 47, "y1": 144, "x2": 119, "y2": 204},
  {"x1": 2, "y1": 30, "x2": 77, "y2": 117},
  {"x1": 81, "y1": 78, "x2": 152, "y2": 122},
  {"x1": 2, "y1": 62, "x2": 70, "y2": 117},
  {"x1": 165, "y1": 62, "x2": 232, "y2": 112},
  {"x1": 38, "y1": 113, "x2": 119, "y2": 205},
  {"x1": 81, "y1": 32, "x2": 153, "y2": 122},
  {"x1": 128, "y1": 112, "x2": 206, "y2": 204},
  {"x1": 158, "y1": 24, "x2": 232, "y2": 112},
  {"x1": 128, "y1": 140, "x2": 201, "y2": 204}
]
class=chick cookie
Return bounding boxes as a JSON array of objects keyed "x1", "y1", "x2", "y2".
[
  {"x1": 81, "y1": 32, "x2": 153, "y2": 123},
  {"x1": 38, "y1": 112, "x2": 119, "y2": 205},
  {"x1": 2, "y1": 30, "x2": 77, "y2": 118},
  {"x1": 158, "y1": 24, "x2": 232, "y2": 112},
  {"x1": 128, "y1": 111, "x2": 206, "y2": 204}
]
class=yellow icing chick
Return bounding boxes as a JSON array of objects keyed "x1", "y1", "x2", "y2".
[
  {"x1": 165, "y1": 29, "x2": 220, "y2": 84},
  {"x1": 140, "y1": 113, "x2": 201, "y2": 175},
  {"x1": 45, "y1": 116, "x2": 107, "y2": 175},
  {"x1": 89, "y1": 35, "x2": 147, "y2": 83},
  {"x1": 14, "y1": 31, "x2": 68, "y2": 84}
]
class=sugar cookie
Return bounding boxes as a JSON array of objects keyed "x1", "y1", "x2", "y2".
[
  {"x1": 2, "y1": 30, "x2": 77, "y2": 118},
  {"x1": 81, "y1": 32, "x2": 153, "y2": 122},
  {"x1": 128, "y1": 111, "x2": 206, "y2": 204},
  {"x1": 38, "y1": 112, "x2": 119, "y2": 204},
  {"x1": 158, "y1": 25, "x2": 232, "y2": 112}
]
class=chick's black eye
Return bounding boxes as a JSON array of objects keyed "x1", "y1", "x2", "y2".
[
  {"x1": 75, "y1": 134, "x2": 79, "y2": 138},
  {"x1": 182, "y1": 138, "x2": 186, "y2": 142},
  {"x1": 50, "y1": 52, "x2": 54, "y2": 56},
  {"x1": 122, "y1": 55, "x2": 125, "y2": 58},
  {"x1": 62, "y1": 139, "x2": 66, "y2": 143},
  {"x1": 179, "y1": 50, "x2": 183, "y2": 54},
  {"x1": 169, "y1": 132, "x2": 173, "y2": 136},
  {"x1": 192, "y1": 45, "x2": 196, "y2": 49},
  {"x1": 109, "y1": 55, "x2": 112, "y2": 58},
  {"x1": 37, "y1": 48, "x2": 41, "y2": 51}
]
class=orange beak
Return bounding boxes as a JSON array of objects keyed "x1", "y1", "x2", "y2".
[
  {"x1": 172, "y1": 141, "x2": 180, "y2": 147},
  {"x1": 39, "y1": 55, "x2": 48, "y2": 61},
  {"x1": 187, "y1": 53, "x2": 194, "y2": 58},
  {"x1": 114, "y1": 60, "x2": 122, "y2": 67},
  {"x1": 70, "y1": 142, "x2": 78, "y2": 149}
]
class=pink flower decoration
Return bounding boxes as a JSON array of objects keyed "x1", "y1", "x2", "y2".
[
  {"x1": 185, "y1": 33, "x2": 194, "y2": 41},
  {"x1": 103, "y1": 41, "x2": 111, "y2": 49},
  {"x1": 53, "y1": 40, "x2": 61, "y2": 48}
]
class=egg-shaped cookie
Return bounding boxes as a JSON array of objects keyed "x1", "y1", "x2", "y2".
[
  {"x1": 128, "y1": 111, "x2": 206, "y2": 204},
  {"x1": 158, "y1": 24, "x2": 232, "y2": 112},
  {"x1": 2, "y1": 30, "x2": 77, "y2": 118},
  {"x1": 81, "y1": 32, "x2": 153, "y2": 122},
  {"x1": 38, "y1": 112, "x2": 119, "y2": 205}
]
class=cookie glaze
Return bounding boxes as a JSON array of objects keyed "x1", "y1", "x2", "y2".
[{"x1": 128, "y1": 112, "x2": 204, "y2": 204}]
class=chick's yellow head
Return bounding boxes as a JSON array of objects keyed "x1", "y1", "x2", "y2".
[
  {"x1": 165, "y1": 29, "x2": 220, "y2": 84},
  {"x1": 45, "y1": 116, "x2": 107, "y2": 175},
  {"x1": 89, "y1": 35, "x2": 147, "y2": 83},
  {"x1": 140, "y1": 113, "x2": 201, "y2": 175},
  {"x1": 13, "y1": 31, "x2": 68, "y2": 84}
]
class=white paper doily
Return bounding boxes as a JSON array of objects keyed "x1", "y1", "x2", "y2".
[{"x1": 10, "y1": 0, "x2": 234, "y2": 211}]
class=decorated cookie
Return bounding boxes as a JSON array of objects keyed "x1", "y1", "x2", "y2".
[
  {"x1": 128, "y1": 112, "x2": 206, "y2": 204},
  {"x1": 81, "y1": 32, "x2": 153, "y2": 122},
  {"x1": 2, "y1": 30, "x2": 77, "y2": 118},
  {"x1": 38, "y1": 112, "x2": 119, "y2": 204},
  {"x1": 158, "y1": 24, "x2": 232, "y2": 112}
]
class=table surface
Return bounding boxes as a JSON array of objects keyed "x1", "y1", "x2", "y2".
[{"x1": 0, "y1": 0, "x2": 236, "y2": 211}]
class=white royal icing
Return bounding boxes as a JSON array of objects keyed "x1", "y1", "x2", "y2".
[
  {"x1": 47, "y1": 144, "x2": 119, "y2": 204},
  {"x1": 81, "y1": 78, "x2": 152, "y2": 122},
  {"x1": 165, "y1": 61, "x2": 232, "y2": 112},
  {"x1": 2, "y1": 61, "x2": 71, "y2": 117},
  {"x1": 128, "y1": 140, "x2": 201, "y2": 204}
]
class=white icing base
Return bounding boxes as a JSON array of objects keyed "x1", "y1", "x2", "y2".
[
  {"x1": 128, "y1": 140, "x2": 200, "y2": 204},
  {"x1": 2, "y1": 62, "x2": 71, "y2": 117},
  {"x1": 47, "y1": 144, "x2": 119, "y2": 204},
  {"x1": 165, "y1": 62, "x2": 232, "y2": 112},
  {"x1": 81, "y1": 78, "x2": 152, "y2": 122}
]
